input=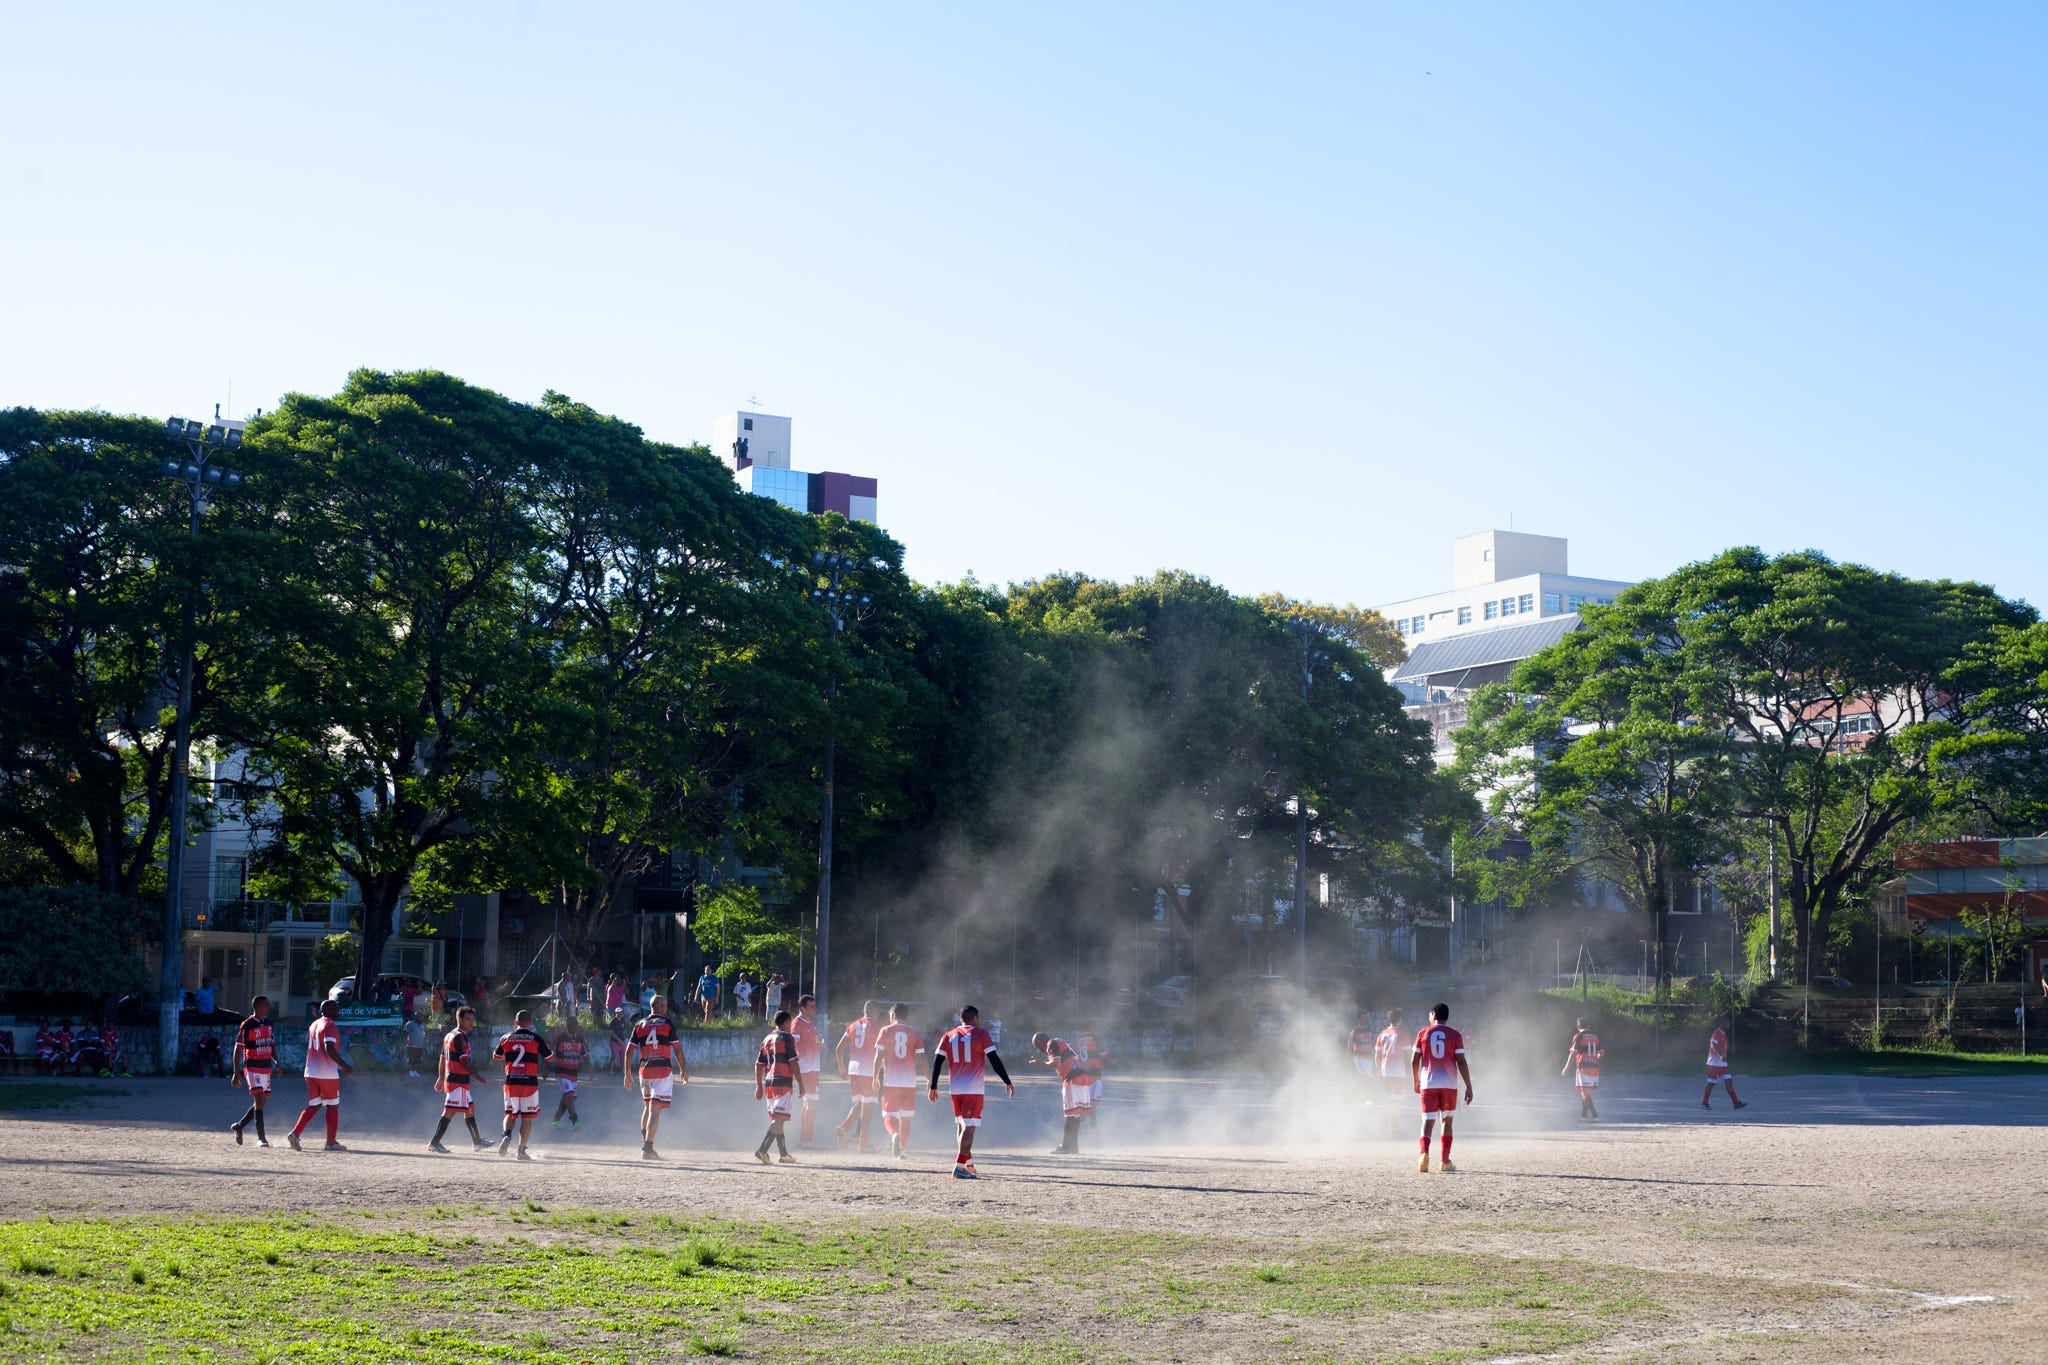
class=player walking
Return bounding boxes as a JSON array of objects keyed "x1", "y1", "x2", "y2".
[
  {"x1": 494, "y1": 1009, "x2": 553, "y2": 1160},
  {"x1": 626, "y1": 994, "x2": 688, "y2": 1160},
  {"x1": 551, "y1": 1016, "x2": 588, "y2": 1130},
  {"x1": 430, "y1": 1005, "x2": 489, "y2": 1152},
  {"x1": 1375, "y1": 1008, "x2": 1408, "y2": 1107},
  {"x1": 1410, "y1": 1003, "x2": 1472, "y2": 1174},
  {"x1": 287, "y1": 999, "x2": 354, "y2": 1153},
  {"x1": 792, "y1": 994, "x2": 824, "y2": 1146},
  {"x1": 1346, "y1": 1009, "x2": 1378, "y2": 1095},
  {"x1": 834, "y1": 1000, "x2": 885, "y2": 1152},
  {"x1": 1702, "y1": 1015, "x2": 1748, "y2": 1111},
  {"x1": 871, "y1": 1004, "x2": 926, "y2": 1158},
  {"x1": 228, "y1": 995, "x2": 276, "y2": 1146},
  {"x1": 1028, "y1": 1031, "x2": 1092, "y2": 1154},
  {"x1": 752, "y1": 1009, "x2": 805, "y2": 1165},
  {"x1": 1562, "y1": 1019, "x2": 1603, "y2": 1121},
  {"x1": 928, "y1": 1005, "x2": 1013, "y2": 1180}
]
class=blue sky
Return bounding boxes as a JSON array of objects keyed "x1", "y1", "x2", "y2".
[{"x1": 4, "y1": 3, "x2": 2043, "y2": 611}]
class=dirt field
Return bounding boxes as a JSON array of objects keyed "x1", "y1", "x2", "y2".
[{"x1": 1, "y1": 1067, "x2": 2042, "y2": 1362}]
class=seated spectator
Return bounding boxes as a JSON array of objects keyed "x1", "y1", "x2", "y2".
[
  {"x1": 54, "y1": 1021, "x2": 78, "y2": 1076},
  {"x1": 34, "y1": 1022, "x2": 60, "y2": 1075},
  {"x1": 98, "y1": 1024, "x2": 128, "y2": 1077}
]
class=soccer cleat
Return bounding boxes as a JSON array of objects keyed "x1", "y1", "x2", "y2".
[
  {"x1": 1050, "y1": 1145, "x2": 1077, "y2": 1155},
  {"x1": 473, "y1": 1139, "x2": 492, "y2": 1152},
  {"x1": 755, "y1": 1149, "x2": 773, "y2": 1165},
  {"x1": 858, "y1": 1145, "x2": 877, "y2": 1155},
  {"x1": 1417, "y1": 1152, "x2": 1431, "y2": 1173},
  {"x1": 324, "y1": 1142, "x2": 347, "y2": 1153},
  {"x1": 779, "y1": 1154, "x2": 798, "y2": 1165},
  {"x1": 551, "y1": 1118, "x2": 562, "y2": 1129},
  {"x1": 952, "y1": 1164, "x2": 977, "y2": 1180},
  {"x1": 1439, "y1": 1159, "x2": 1458, "y2": 1173},
  {"x1": 1702, "y1": 1101, "x2": 1712, "y2": 1110},
  {"x1": 287, "y1": 1132, "x2": 302, "y2": 1151},
  {"x1": 516, "y1": 1149, "x2": 532, "y2": 1162},
  {"x1": 1733, "y1": 1101, "x2": 1749, "y2": 1110},
  {"x1": 498, "y1": 1133, "x2": 514, "y2": 1157},
  {"x1": 570, "y1": 1118, "x2": 581, "y2": 1131},
  {"x1": 642, "y1": 1145, "x2": 662, "y2": 1161},
  {"x1": 836, "y1": 1128, "x2": 851, "y2": 1149},
  {"x1": 428, "y1": 1141, "x2": 451, "y2": 1154},
  {"x1": 256, "y1": 1138, "x2": 270, "y2": 1148},
  {"x1": 231, "y1": 1123, "x2": 244, "y2": 1146}
]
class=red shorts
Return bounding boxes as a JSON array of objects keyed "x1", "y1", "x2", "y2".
[
  {"x1": 950, "y1": 1094, "x2": 985, "y2": 1126},
  {"x1": 1420, "y1": 1087, "x2": 1458, "y2": 1115},
  {"x1": 848, "y1": 1072, "x2": 876, "y2": 1099},
  {"x1": 1707, "y1": 1064, "x2": 1730, "y2": 1081},
  {"x1": 881, "y1": 1085, "x2": 916, "y2": 1118},
  {"x1": 303, "y1": 1076, "x2": 341, "y2": 1106}
]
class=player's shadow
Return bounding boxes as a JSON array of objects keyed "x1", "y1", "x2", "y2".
[{"x1": 1487, "y1": 1171, "x2": 1822, "y2": 1189}]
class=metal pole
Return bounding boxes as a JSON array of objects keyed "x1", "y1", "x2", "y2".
[
  {"x1": 1293, "y1": 619, "x2": 1314, "y2": 1051},
  {"x1": 1768, "y1": 837, "x2": 1780, "y2": 982},
  {"x1": 816, "y1": 693, "x2": 836, "y2": 1020},
  {"x1": 159, "y1": 499, "x2": 200, "y2": 1076}
]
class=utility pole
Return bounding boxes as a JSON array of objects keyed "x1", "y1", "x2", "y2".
[
  {"x1": 810, "y1": 551, "x2": 877, "y2": 1025},
  {"x1": 155, "y1": 413, "x2": 244, "y2": 1076},
  {"x1": 1287, "y1": 617, "x2": 1329, "y2": 1051},
  {"x1": 1768, "y1": 835, "x2": 1780, "y2": 982}
]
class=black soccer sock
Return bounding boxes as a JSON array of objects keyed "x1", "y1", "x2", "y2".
[
  {"x1": 235, "y1": 1105, "x2": 256, "y2": 1130},
  {"x1": 253, "y1": 1110, "x2": 267, "y2": 1141},
  {"x1": 757, "y1": 1129, "x2": 774, "y2": 1156},
  {"x1": 465, "y1": 1117, "x2": 482, "y2": 1142},
  {"x1": 775, "y1": 1132, "x2": 790, "y2": 1157},
  {"x1": 1063, "y1": 1117, "x2": 1081, "y2": 1150},
  {"x1": 432, "y1": 1116, "x2": 451, "y2": 1143}
]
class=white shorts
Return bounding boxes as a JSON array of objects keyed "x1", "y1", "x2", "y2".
[
  {"x1": 765, "y1": 1091, "x2": 794, "y2": 1120},
  {"x1": 504, "y1": 1090, "x2": 541, "y2": 1116},
  {"x1": 640, "y1": 1076, "x2": 674, "y2": 1108},
  {"x1": 441, "y1": 1086, "x2": 474, "y2": 1113},
  {"x1": 1060, "y1": 1079, "x2": 1093, "y2": 1117},
  {"x1": 1575, "y1": 1073, "x2": 1599, "y2": 1089},
  {"x1": 244, "y1": 1069, "x2": 273, "y2": 1094},
  {"x1": 557, "y1": 1076, "x2": 578, "y2": 1094}
]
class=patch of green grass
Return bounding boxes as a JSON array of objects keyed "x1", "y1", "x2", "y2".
[{"x1": 0, "y1": 1082, "x2": 128, "y2": 1113}]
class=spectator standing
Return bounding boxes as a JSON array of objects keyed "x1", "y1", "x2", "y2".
[
  {"x1": 605, "y1": 974, "x2": 626, "y2": 1024},
  {"x1": 431, "y1": 980, "x2": 449, "y2": 1022},
  {"x1": 405, "y1": 1013, "x2": 428, "y2": 1078},
  {"x1": 195, "y1": 977, "x2": 216, "y2": 1019},
  {"x1": 555, "y1": 972, "x2": 578, "y2": 1023},
  {"x1": 472, "y1": 979, "x2": 493, "y2": 1024},
  {"x1": 735, "y1": 973, "x2": 756, "y2": 1018},
  {"x1": 586, "y1": 971, "x2": 602, "y2": 1020},
  {"x1": 696, "y1": 965, "x2": 721, "y2": 1023},
  {"x1": 764, "y1": 973, "x2": 785, "y2": 1018}
]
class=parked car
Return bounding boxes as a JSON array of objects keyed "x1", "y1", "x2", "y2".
[{"x1": 327, "y1": 974, "x2": 464, "y2": 1013}]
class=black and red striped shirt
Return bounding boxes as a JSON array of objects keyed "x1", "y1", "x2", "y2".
[
  {"x1": 756, "y1": 1029, "x2": 798, "y2": 1094},
  {"x1": 444, "y1": 1029, "x2": 476, "y2": 1087},
  {"x1": 494, "y1": 1028, "x2": 552, "y2": 1093},
  {"x1": 236, "y1": 1016, "x2": 275, "y2": 1070}
]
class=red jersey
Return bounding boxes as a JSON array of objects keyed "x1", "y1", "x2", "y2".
[
  {"x1": 630, "y1": 1015, "x2": 679, "y2": 1078},
  {"x1": 1571, "y1": 1030, "x2": 1603, "y2": 1078},
  {"x1": 871, "y1": 1022, "x2": 925, "y2": 1087},
  {"x1": 791, "y1": 1014, "x2": 821, "y2": 1070},
  {"x1": 1412, "y1": 1024, "x2": 1466, "y2": 1091},
  {"x1": 1375, "y1": 1025, "x2": 1404, "y2": 1077},
  {"x1": 443, "y1": 1028, "x2": 476, "y2": 1087},
  {"x1": 842, "y1": 1017, "x2": 879, "y2": 1076},
  {"x1": 935, "y1": 1024, "x2": 994, "y2": 1096},
  {"x1": 304, "y1": 1017, "x2": 342, "y2": 1080},
  {"x1": 1707, "y1": 1028, "x2": 1729, "y2": 1068},
  {"x1": 236, "y1": 1015, "x2": 275, "y2": 1071},
  {"x1": 1347, "y1": 1024, "x2": 1374, "y2": 1057},
  {"x1": 1042, "y1": 1036, "x2": 1090, "y2": 1081},
  {"x1": 493, "y1": 1027, "x2": 551, "y2": 1093},
  {"x1": 552, "y1": 1033, "x2": 588, "y2": 1077},
  {"x1": 756, "y1": 1029, "x2": 799, "y2": 1095}
]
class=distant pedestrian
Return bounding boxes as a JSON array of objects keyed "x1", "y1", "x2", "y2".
[
  {"x1": 405, "y1": 1013, "x2": 427, "y2": 1078},
  {"x1": 1562, "y1": 1018, "x2": 1602, "y2": 1121},
  {"x1": 696, "y1": 966, "x2": 720, "y2": 1023},
  {"x1": 1702, "y1": 1015, "x2": 1748, "y2": 1111}
]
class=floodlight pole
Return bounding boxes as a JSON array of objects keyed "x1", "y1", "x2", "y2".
[
  {"x1": 156, "y1": 414, "x2": 243, "y2": 1077},
  {"x1": 811, "y1": 552, "x2": 878, "y2": 1026}
]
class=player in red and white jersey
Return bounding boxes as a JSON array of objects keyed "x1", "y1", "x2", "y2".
[
  {"x1": 494, "y1": 1009, "x2": 554, "y2": 1160},
  {"x1": 287, "y1": 999, "x2": 354, "y2": 1153},
  {"x1": 791, "y1": 994, "x2": 824, "y2": 1147},
  {"x1": 1076, "y1": 1028, "x2": 1107, "y2": 1129},
  {"x1": 229, "y1": 996, "x2": 276, "y2": 1147},
  {"x1": 550, "y1": 1017, "x2": 588, "y2": 1131},
  {"x1": 1375, "y1": 1009, "x2": 1407, "y2": 1101},
  {"x1": 752, "y1": 1010, "x2": 806, "y2": 1165},
  {"x1": 928, "y1": 1005, "x2": 1013, "y2": 1180},
  {"x1": 1561, "y1": 1019, "x2": 1604, "y2": 1121},
  {"x1": 1346, "y1": 1009, "x2": 1377, "y2": 1091},
  {"x1": 834, "y1": 1000, "x2": 885, "y2": 1152},
  {"x1": 1702, "y1": 1015, "x2": 1747, "y2": 1111},
  {"x1": 626, "y1": 996, "x2": 689, "y2": 1160},
  {"x1": 430, "y1": 1006, "x2": 488, "y2": 1153},
  {"x1": 870, "y1": 1004, "x2": 926, "y2": 1159},
  {"x1": 1409, "y1": 1002, "x2": 1473, "y2": 1174},
  {"x1": 1029, "y1": 1032, "x2": 1093, "y2": 1155}
]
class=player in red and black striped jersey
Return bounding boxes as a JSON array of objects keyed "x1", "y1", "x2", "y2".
[
  {"x1": 229, "y1": 997, "x2": 276, "y2": 1147},
  {"x1": 626, "y1": 996, "x2": 689, "y2": 1160},
  {"x1": 429, "y1": 1006, "x2": 489, "y2": 1154},
  {"x1": 494, "y1": 1009, "x2": 554, "y2": 1160},
  {"x1": 752, "y1": 1009, "x2": 807, "y2": 1165},
  {"x1": 550, "y1": 1017, "x2": 589, "y2": 1131}
]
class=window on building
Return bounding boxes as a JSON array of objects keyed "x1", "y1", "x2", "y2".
[
  {"x1": 1594, "y1": 595, "x2": 1614, "y2": 606},
  {"x1": 1500, "y1": 597, "x2": 1517, "y2": 617},
  {"x1": 1518, "y1": 594, "x2": 1534, "y2": 613},
  {"x1": 1543, "y1": 592, "x2": 1562, "y2": 613},
  {"x1": 1483, "y1": 601, "x2": 1498, "y2": 621},
  {"x1": 1567, "y1": 593, "x2": 1586, "y2": 610},
  {"x1": 1457, "y1": 606, "x2": 1472, "y2": 625},
  {"x1": 743, "y1": 417, "x2": 754, "y2": 430},
  {"x1": 1482, "y1": 549, "x2": 1492, "y2": 561},
  {"x1": 1411, "y1": 616, "x2": 1425, "y2": 634},
  {"x1": 1395, "y1": 619, "x2": 1408, "y2": 635}
]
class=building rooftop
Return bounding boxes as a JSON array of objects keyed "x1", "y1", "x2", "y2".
[{"x1": 1390, "y1": 615, "x2": 1581, "y2": 685}]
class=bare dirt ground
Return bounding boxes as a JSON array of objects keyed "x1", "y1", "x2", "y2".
[{"x1": 3, "y1": 1066, "x2": 2043, "y2": 1362}]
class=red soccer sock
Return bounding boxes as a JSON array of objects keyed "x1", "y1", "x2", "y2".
[
  {"x1": 1418, "y1": 1135, "x2": 1430, "y2": 1155},
  {"x1": 1440, "y1": 1131, "x2": 1453, "y2": 1162},
  {"x1": 1724, "y1": 1083, "x2": 1742, "y2": 1104},
  {"x1": 324, "y1": 1108, "x2": 339, "y2": 1143},
  {"x1": 290, "y1": 1108, "x2": 316, "y2": 1137}
]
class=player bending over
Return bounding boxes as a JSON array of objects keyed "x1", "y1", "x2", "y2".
[
  {"x1": 1702, "y1": 1015, "x2": 1747, "y2": 1111},
  {"x1": 929, "y1": 1005, "x2": 1013, "y2": 1180},
  {"x1": 752, "y1": 1009, "x2": 806, "y2": 1164},
  {"x1": 551, "y1": 1016, "x2": 588, "y2": 1130},
  {"x1": 1562, "y1": 1018, "x2": 1603, "y2": 1121},
  {"x1": 430, "y1": 1006, "x2": 489, "y2": 1152},
  {"x1": 627, "y1": 994, "x2": 688, "y2": 1160},
  {"x1": 287, "y1": 999, "x2": 354, "y2": 1152},
  {"x1": 229, "y1": 996, "x2": 276, "y2": 1146},
  {"x1": 1029, "y1": 1032, "x2": 1093, "y2": 1154},
  {"x1": 871, "y1": 1004, "x2": 926, "y2": 1158},
  {"x1": 495, "y1": 1009, "x2": 553, "y2": 1160},
  {"x1": 834, "y1": 1000, "x2": 885, "y2": 1152},
  {"x1": 1410, "y1": 1002, "x2": 1472, "y2": 1174}
]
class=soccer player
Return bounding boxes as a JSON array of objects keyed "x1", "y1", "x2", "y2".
[
  {"x1": 792, "y1": 994, "x2": 824, "y2": 1147},
  {"x1": 1561, "y1": 1018, "x2": 1603, "y2": 1121},
  {"x1": 1028, "y1": 1031, "x2": 1092, "y2": 1154},
  {"x1": 1346, "y1": 1009, "x2": 1378, "y2": 1093},
  {"x1": 1702, "y1": 1015, "x2": 1748, "y2": 1111},
  {"x1": 928, "y1": 1005, "x2": 1013, "y2": 1180},
  {"x1": 1375, "y1": 1009, "x2": 1407, "y2": 1104},
  {"x1": 833, "y1": 999, "x2": 885, "y2": 1152},
  {"x1": 33, "y1": 1021, "x2": 60, "y2": 1076},
  {"x1": 871, "y1": 1003, "x2": 926, "y2": 1158},
  {"x1": 752, "y1": 1009, "x2": 805, "y2": 1165},
  {"x1": 493, "y1": 1009, "x2": 552, "y2": 1160},
  {"x1": 98, "y1": 1021, "x2": 128, "y2": 1078},
  {"x1": 430, "y1": 1005, "x2": 488, "y2": 1153},
  {"x1": 551, "y1": 1015, "x2": 588, "y2": 1130},
  {"x1": 228, "y1": 996, "x2": 276, "y2": 1146},
  {"x1": 1076, "y1": 1027, "x2": 1107, "y2": 1130},
  {"x1": 287, "y1": 998, "x2": 353, "y2": 1152},
  {"x1": 1410, "y1": 1002, "x2": 1472, "y2": 1174},
  {"x1": 626, "y1": 994, "x2": 688, "y2": 1160}
]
